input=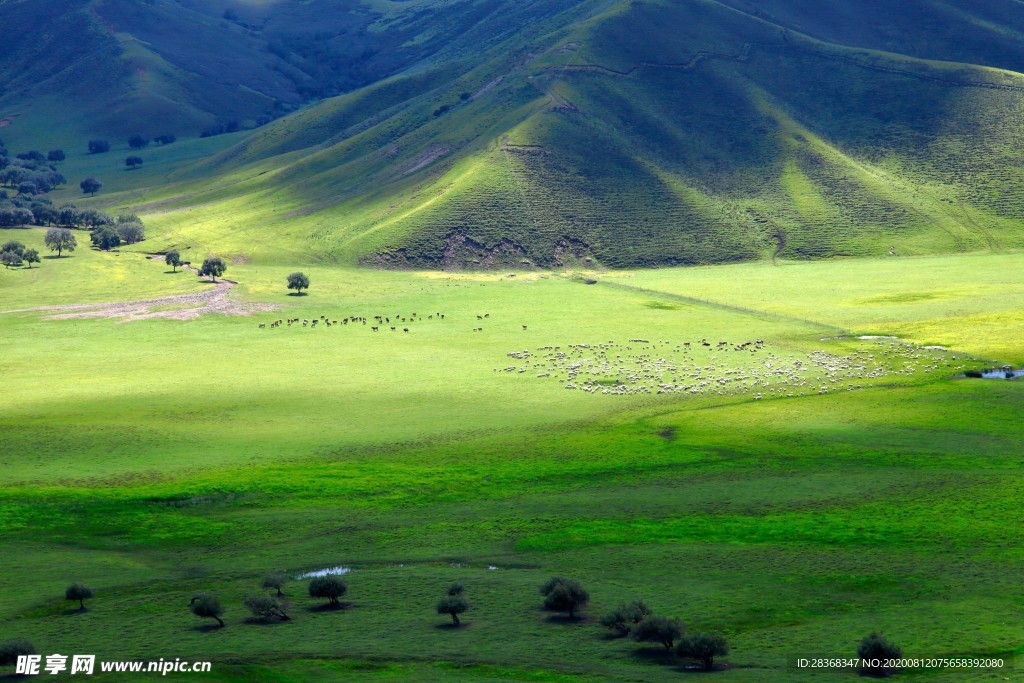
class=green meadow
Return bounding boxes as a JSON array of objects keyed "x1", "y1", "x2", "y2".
[{"x1": 1, "y1": 231, "x2": 1022, "y2": 680}]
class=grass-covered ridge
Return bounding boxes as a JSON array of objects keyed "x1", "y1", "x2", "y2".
[{"x1": 27, "y1": 0, "x2": 1017, "y2": 270}]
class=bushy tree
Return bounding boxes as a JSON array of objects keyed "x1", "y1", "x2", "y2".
[
  {"x1": 436, "y1": 595, "x2": 470, "y2": 626},
  {"x1": 115, "y1": 220, "x2": 145, "y2": 244},
  {"x1": 189, "y1": 593, "x2": 224, "y2": 628},
  {"x1": 600, "y1": 600, "x2": 653, "y2": 636},
  {"x1": 154, "y1": 134, "x2": 177, "y2": 145},
  {"x1": 540, "y1": 577, "x2": 589, "y2": 619},
  {"x1": 0, "y1": 639, "x2": 36, "y2": 667},
  {"x1": 65, "y1": 583, "x2": 94, "y2": 610},
  {"x1": 287, "y1": 271, "x2": 309, "y2": 294},
  {"x1": 0, "y1": 249, "x2": 21, "y2": 269},
  {"x1": 45, "y1": 227, "x2": 76, "y2": 256},
  {"x1": 262, "y1": 573, "x2": 287, "y2": 596},
  {"x1": 632, "y1": 615, "x2": 683, "y2": 651},
  {"x1": 125, "y1": 156, "x2": 143, "y2": 170},
  {"x1": 91, "y1": 227, "x2": 121, "y2": 251},
  {"x1": 23, "y1": 248, "x2": 39, "y2": 268},
  {"x1": 199, "y1": 257, "x2": 226, "y2": 281},
  {"x1": 47, "y1": 149, "x2": 65, "y2": 162},
  {"x1": 857, "y1": 633, "x2": 902, "y2": 677},
  {"x1": 128, "y1": 134, "x2": 149, "y2": 149},
  {"x1": 165, "y1": 249, "x2": 181, "y2": 272},
  {"x1": 87, "y1": 140, "x2": 110, "y2": 154},
  {"x1": 676, "y1": 633, "x2": 729, "y2": 669},
  {"x1": 244, "y1": 594, "x2": 290, "y2": 621},
  {"x1": 308, "y1": 575, "x2": 347, "y2": 606},
  {"x1": 80, "y1": 177, "x2": 102, "y2": 196},
  {"x1": 447, "y1": 582, "x2": 465, "y2": 596},
  {"x1": 2, "y1": 240, "x2": 25, "y2": 256}
]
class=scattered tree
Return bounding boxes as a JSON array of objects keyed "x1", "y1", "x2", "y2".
[
  {"x1": 65, "y1": 583, "x2": 94, "y2": 610},
  {"x1": 47, "y1": 149, "x2": 65, "y2": 162},
  {"x1": 115, "y1": 220, "x2": 145, "y2": 244},
  {"x1": 436, "y1": 594, "x2": 470, "y2": 626},
  {"x1": 23, "y1": 248, "x2": 39, "y2": 268},
  {"x1": 80, "y1": 178, "x2": 102, "y2": 196},
  {"x1": 857, "y1": 633, "x2": 902, "y2": 678},
  {"x1": 308, "y1": 575, "x2": 347, "y2": 606},
  {"x1": 90, "y1": 227, "x2": 121, "y2": 251},
  {"x1": 1, "y1": 240, "x2": 25, "y2": 256},
  {"x1": 0, "y1": 250, "x2": 22, "y2": 269},
  {"x1": 199, "y1": 257, "x2": 226, "y2": 282},
  {"x1": 244, "y1": 594, "x2": 290, "y2": 621},
  {"x1": 287, "y1": 271, "x2": 309, "y2": 294},
  {"x1": 447, "y1": 582, "x2": 465, "y2": 596},
  {"x1": 433, "y1": 104, "x2": 451, "y2": 117},
  {"x1": 165, "y1": 250, "x2": 181, "y2": 272},
  {"x1": 632, "y1": 615, "x2": 684, "y2": 651},
  {"x1": 45, "y1": 227, "x2": 76, "y2": 256},
  {"x1": 154, "y1": 134, "x2": 177, "y2": 145},
  {"x1": 676, "y1": 633, "x2": 729, "y2": 670},
  {"x1": 600, "y1": 600, "x2": 653, "y2": 636},
  {"x1": 87, "y1": 140, "x2": 110, "y2": 154},
  {"x1": 460, "y1": 92, "x2": 471, "y2": 101},
  {"x1": 540, "y1": 576, "x2": 589, "y2": 620},
  {"x1": 262, "y1": 573, "x2": 287, "y2": 596},
  {"x1": 0, "y1": 639, "x2": 36, "y2": 669},
  {"x1": 128, "y1": 134, "x2": 149, "y2": 149},
  {"x1": 125, "y1": 156, "x2": 143, "y2": 170},
  {"x1": 189, "y1": 593, "x2": 225, "y2": 628}
]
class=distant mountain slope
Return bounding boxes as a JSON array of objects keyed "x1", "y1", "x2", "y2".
[
  {"x1": 0, "y1": 0, "x2": 568, "y2": 143},
  {"x1": 108, "y1": 0, "x2": 1024, "y2": 268}
]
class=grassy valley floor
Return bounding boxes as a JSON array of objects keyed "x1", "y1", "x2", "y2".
[{"x1": 1, "y1": 236, "x2": 1022, "y2": 681}]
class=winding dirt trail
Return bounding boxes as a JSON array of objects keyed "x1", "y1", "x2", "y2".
[{"x1": 4, "y1": 257, "x2": 279, "y2": 322}]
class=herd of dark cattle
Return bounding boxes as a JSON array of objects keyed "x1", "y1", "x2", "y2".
[{"x1": 257, "y1": 312, "x2": 455, "y2": 333}]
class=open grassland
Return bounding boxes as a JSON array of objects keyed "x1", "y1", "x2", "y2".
[{"x1": 1, "y1": 242, "x2": 1023, "y2": 681}]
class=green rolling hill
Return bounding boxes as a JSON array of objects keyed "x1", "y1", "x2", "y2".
[{"x1": 6, "y1": 0, "x2": 1024, "y2": 267}]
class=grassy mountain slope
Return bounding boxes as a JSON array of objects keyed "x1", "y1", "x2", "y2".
[{"x1": 84, "y1": 0, "x2": 1024, "y2": 268}]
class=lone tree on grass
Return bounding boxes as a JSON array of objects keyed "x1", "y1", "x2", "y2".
[
  {"x1": 1, "y1": 250, "x2": 22, "y2": 269},
  {"x1": 47, "y1": 149, "x2": 65, "y2": 162},
  {"x1": 308, "y1": 575, "x2": 347, "y2": 607},
  {"x1": 164, "y1": 250, "x2": 182, "y2": 272},
  {"x1": 125, "y1": 156, "x2": 143, "y2": 170},
  {"x1": 287, "y1": 271, "x2": 310, "y2": 294},
  {"x1": 45, "y1": 227, "x2": 76, "y2": 256},
  {"x1": 632, "y1": 615, "x2": 684, "y2": 651},
  {"x1": 436, "y1": 583, "x2": 470, "y2": 626},
  {"x1": 65, "y1": 583, "x2": 94, "y2": 610},
  {"x1": 87, "y1": 139, "x2": 110, "y2": 154},
  {"x1": 0, "y1": 639, "x2": 36, "y2": 670},
  {"x1": 189, "y1": 593, "x2": 225, "y2": 628},
  {"x1": 676, "y1": 632, "x2": 729, "y2": 670},
  {"x1": 199, "y1": 257, "x2": 226, "y2": 282},
  {"x1": 244, "y1": 594, "x2": 290, "y2": 621},
  {"x1": 23, "y1": 248, "x2": 39, "y2": 268},
  {"x1": 540, "y1": 576, "x2": 589, "y2": 620},
  {"x1": 90, "y1": 227, "x2": 121, "y2": 251},
  {"x1": 857, "y1": 633, "x2": 902, "y2": 678},
  {"x1": 262, "y1": 573, "x2": 288, "y2": 596},
  {"x1": 128, "y1": 134, "x2": 149, "y2": 149},
  {"x1": 600, "y1": 599, "x2": 653, "y2": 636},
  {"x1": 80, "y1": 178, "x2": 102, "y2": 196},
  {"x1": 2, "y1": 240, "x2": 25, "y2": 256}
]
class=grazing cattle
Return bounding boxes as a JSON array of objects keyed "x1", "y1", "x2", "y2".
[
  {"x1": 403, "y1": 328, "x2": 409, "y2": 333},
  {"x1": 372, "y1": 326, "x2": 378, "y2": 331},
  {"x1": 522, "y1": 325, "x2": 528, "y2": 330},
  {"x1": 259, "y1": 323, "x2": 266, "y2": 328},
  {"x1": 390, "y1": 327, "x2": 396, "y2": 331}
]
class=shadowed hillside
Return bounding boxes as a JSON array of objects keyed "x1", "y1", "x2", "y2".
[{"x1": 17, "y1": 0, "x2": 1024, "y2": 267}]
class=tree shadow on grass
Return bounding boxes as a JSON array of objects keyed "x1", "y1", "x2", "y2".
[
  {"x1": 286, "y1": 292, "x2": 308, "y2": 296},
  {"x1": 243, "y1": 617, "x2": 291, "y2": 626},
  {"x1": 544, "y1": 614, "x2": 591, "y2": 625},
  {"x1": 60, "y1": 607, "x2": 89, "y2": 616},
  {"x1": 190, "y1": 623, "x2": 225, "y2": 633},
  {"x1": 628, "y1": 647, "x2": 677, "y2": 664},
  {"x1": 432, "y1": 621, "x2": 474, "y2": 630},
  {"x1": 164, "y1": 270, "x2": 184, "y2": 274},
  {"x1": 42, "y1": 254, "x2": 69, "y2": 260},
  {"x1": 306, "y1": 601, "x2": 353, "y2": 613}
]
